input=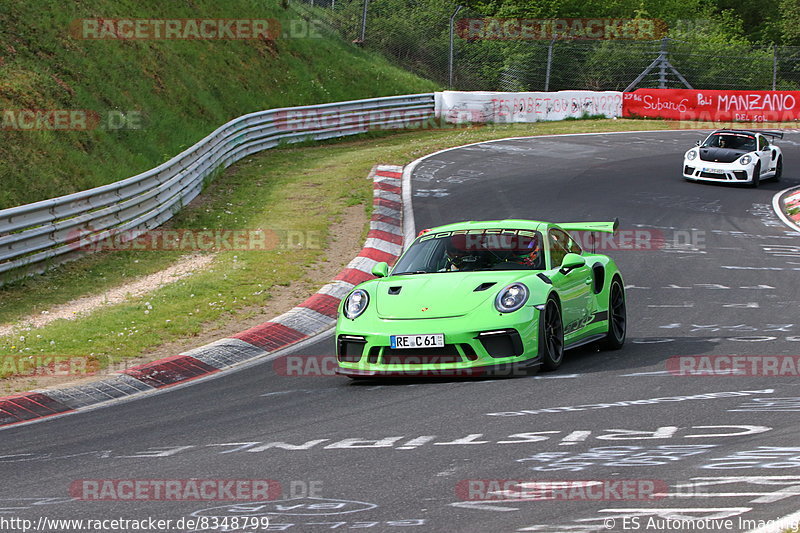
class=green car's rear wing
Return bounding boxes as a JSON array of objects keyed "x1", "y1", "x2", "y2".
[{"x1": 558, "y1": 218, "x2": 619, "y2": 234}]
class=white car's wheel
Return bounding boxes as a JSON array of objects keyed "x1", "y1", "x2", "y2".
[{"x1": 749, "y1": 162, "x2": 761, "y2": 188}]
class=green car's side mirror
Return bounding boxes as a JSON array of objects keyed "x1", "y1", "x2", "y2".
[
  {"x1": 560, "y1": 253, "x2": 586, "y2": 272},
  {"x1": 372, "y1": 262, "x2": 389, "y2": 278}
]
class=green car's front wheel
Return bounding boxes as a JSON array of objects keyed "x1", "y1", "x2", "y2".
[
  {"x1": 540, "y1": 297, "x2": 564, "y2": 371},
  {"x1": 601, "y1": 278, "x2": 626, "y2": 350}
]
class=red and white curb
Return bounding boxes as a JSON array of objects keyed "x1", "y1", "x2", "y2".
[
  {"x1": 773, "y1": 184, "x2": 800, "y2": 233},
  {"x1": 784, "y1": 188, "x2": 800, "y2": 223},
  {"x1": 0, "y1": 164, "x2": 405, "y2": 428}
]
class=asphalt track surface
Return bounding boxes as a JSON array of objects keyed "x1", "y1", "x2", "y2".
[{"x1": 3, "y1": 130, "x2": 800, "y2": 533}]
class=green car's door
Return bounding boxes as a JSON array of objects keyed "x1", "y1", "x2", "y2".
[{"x1": 548, "y1": 228, "x2": 592, "y2": 339}]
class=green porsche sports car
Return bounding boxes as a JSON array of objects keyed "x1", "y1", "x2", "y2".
[{"x1": 335, "y1": 219, "x2": 626, "y2": 378}]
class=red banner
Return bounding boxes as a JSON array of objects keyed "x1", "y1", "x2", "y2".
[{"x1": 623, "y1": 89, "x2": 800, "y2": 122}]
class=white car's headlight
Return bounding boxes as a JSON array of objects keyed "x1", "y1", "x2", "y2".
[
  {"x1": 740, "y1": 155, "x2": 752, "y2": 165},
  {"x1": 343, "y1": 289, "x2": 369, "y2": 319},
  {"x1": 495, "y1": 283, "x2": 529, "y2": 313},
  {"x1": 686, "y1": 150, "x2": 697, "y2": 160}
]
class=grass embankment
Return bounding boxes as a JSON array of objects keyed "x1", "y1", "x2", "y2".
[
  {"x1": 0, "y1": 0, "x2": 437, "y2": 209},
  {"x1": 0, "y1": 119, "x2": 683, "y2": 390}
]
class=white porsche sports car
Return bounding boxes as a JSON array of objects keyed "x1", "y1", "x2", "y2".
[{"x1": 682, "y1": 129, "x2": 783, "y2": 187}]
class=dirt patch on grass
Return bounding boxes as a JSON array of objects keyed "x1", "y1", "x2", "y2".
[
  {"x1": 0, "y1": 253, "x2": 215, "y2": 337},
  {"x1": 139, "y1": 204, "x2": 369, "y2": 359},
  {"x1": 4, "y1": 204, "x2": 369, "y2": 394}
]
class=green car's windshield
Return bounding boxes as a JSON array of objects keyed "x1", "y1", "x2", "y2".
[{"x1": 393, "y1": 229, "x2": 545, "y2": 274}]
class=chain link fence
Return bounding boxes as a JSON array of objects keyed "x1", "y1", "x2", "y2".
[{"x1": 292, "y1": 0, "x2": 800, "y2": 92}]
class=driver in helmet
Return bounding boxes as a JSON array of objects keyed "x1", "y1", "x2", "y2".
[
  {"x1": 511, "y1": 236, "x2": 541, "y2": 267},
  {"x1": 442, "y1": 238, "x2": 468, "y2": 271},
  {"x1": 442, "y1": 234, "x2": 480, "y2": 271}
]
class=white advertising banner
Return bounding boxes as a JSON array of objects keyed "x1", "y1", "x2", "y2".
[{"x1": 435, "y1": 90, "x2": 623, "y2": 123}]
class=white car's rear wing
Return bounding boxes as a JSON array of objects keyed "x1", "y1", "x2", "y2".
[{"x1": 756, "y1": 130, "x2": 784, "y2": 139}]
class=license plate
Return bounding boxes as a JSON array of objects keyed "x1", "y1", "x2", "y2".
[
  {"x1": 703, "y1": 168, "x2": 725, "y2": 174},
  {"x1": 390, "y1": 334, "x2": 445, "y2": 349}
]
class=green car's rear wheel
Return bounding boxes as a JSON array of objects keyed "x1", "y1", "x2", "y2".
[
  {"x1": 540, "y1": 297, "x2": 564, "y2": 371},
  {"x1": 601, "y1": 278, "x2": 626, "y2": 350}
]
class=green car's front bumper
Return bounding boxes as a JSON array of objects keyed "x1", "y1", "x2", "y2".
[{"x1": 335, "y1": 306, "x2": 541, "y2": 377}]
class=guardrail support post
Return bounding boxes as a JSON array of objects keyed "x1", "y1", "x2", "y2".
[
  {"x1": 360, "y1": 0, "x2": 369, "y2": 43},
  {"x1": 544, "y1": 37, "x2": 555, "y2": 92},
  {"x1": 449, "y1": 5, "x2": 463, "y2": 90},
  {"x1": 658, "y1": 37, "x2": 667, "y2": 89},
  {"x1": 773, "y1": 45, "x2": 778, "y2": 91},
  {"x1": 625, "y1": 37, "x2": 692, "y2": 92}
]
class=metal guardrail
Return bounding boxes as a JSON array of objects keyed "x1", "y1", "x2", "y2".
[{"x1": 0, "y1": 93, "x2": 435, "y2": 284}]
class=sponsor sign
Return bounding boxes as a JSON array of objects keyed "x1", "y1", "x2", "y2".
[{"x1": 624, "y1": 89, "x2": 800, "y2": 122}]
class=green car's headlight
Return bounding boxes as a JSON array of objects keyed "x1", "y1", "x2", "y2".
[
  {"x1": 495, "y1": 283, "x2": 529, "y2": 313},
  {"x1": 740, "y1": 155, "x2": 752, "y2": 165},
  {"x1": 344, "y1": 289, "x2": 369, "y2": 319},
  {"x1": 686, "y1": 150, "x2": 697, "y2": 160}
]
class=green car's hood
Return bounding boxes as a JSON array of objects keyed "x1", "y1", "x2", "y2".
[{"x1": 374, "y1": 270, "x2": 536, "y2": 319}]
